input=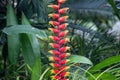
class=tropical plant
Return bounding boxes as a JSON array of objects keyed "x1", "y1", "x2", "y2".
[{"x1": 0, "y1": 0, "x2": 120, "y2": 80}]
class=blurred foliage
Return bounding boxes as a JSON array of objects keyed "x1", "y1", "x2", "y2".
[{"x1": 0, "y1": 0, "x2": 120, "y2": 80}]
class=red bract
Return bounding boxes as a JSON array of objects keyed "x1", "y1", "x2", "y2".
[
  {"x1": 49, "y1": 21, "x2": 60, "y2": 26},
  {"x1": 59, "y1": 59, "x2": 70, "y2": 65},
  {"x1": 59, "y1": 46, "x2": 70, "y2": 52},
  {"x1": 50, "y1": 63, "x2": 60, "y2": 68},
  {"x1": 49, "y1": 36, "x2": 60, "y2": 41},
  {"x1": 58, "y1": 8, "x2": 69, "y2": 14},
  {"x1": 51, "y1": 69, "x2": 59, "y2": 74},
  {"x1": 59, "y1": 71, "x2": 70, "y2": 77},
  {"x1": 59, "y1": 66, "x2": 70, "y2": 71},
  {"x1": 58, "y1": 23, "x2": 69, "y2": 30},
  {"x1": 58, "y1": 16, "x2": 69, "y2": 22},
  {"x1": 59, "y1": 53, "x2": 70, "y2": 59},
  {"x1": 49, "y1": 56, "x2": 60, "y2": 62},
  {"x1": 48, "y1": 5, "x2": 60, "y2": 10},
  {"x1": 49, "y1": 43, "x2": 60, "y2": 48},
  {"x1": 48, "y1": 50, "x2": 60, "y2": 55},
  {"x1": 58, "y1": 0, "x2": 66, "y2": 4},
  {"x1": 59, "y1": 38, "x2": 70, "y2": 44},
  {"x1": 58, "y1": 30, "x2": 69, "y2": 37},
  {"x1": 48, "y1": 28, "x2": 60, "y2": 33},
  {"x1": 49, "y1": 13, "x2": 60, "y2": 19}
]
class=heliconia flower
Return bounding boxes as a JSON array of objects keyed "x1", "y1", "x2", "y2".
[
  {"x1": 59, "y1": 59, "x2": 70, "y2": 65},
  {"x1": 58, "y1": 30, "x2": 69, "y2": 37},
  {"x1": 49, "y1": 36, "x2": 60, "y2": 41},
  {"x1": 48, "y1": 28, "x2": 60, "y2": 33},
  {"x1": 59, "y1": 38, "x2": 70, "y2": 44},
  {"x1": 59, "y1": 53, "x2": 70, "y2": 59},
  {"x1": 58, "y1": 8, "x2": 69, "y2": 14},
  {"x1": 48, "y1": 50, "x2": 60, "y2": 55},
  {"x1": 58, "y1": 0, "x2": 66, "y2": 4},
  {"x1": 48, "y1": 0, "x2": 70, "y2": 79},
  {"x1": 49, "y1": 43, "x2": 60, "y2": 48},
  {"x1": 59, "y1": 46, "x2": 70, "y2": 52},
  {"x1": 49, "y1": 21, "x2": 60, "y2": 26},
  {"x1": 58, "y1": 16, "x2": 69, "y2": 22},
  {"x1": 59, "y1": 71, "x2": 70, "y2": 77},
  {"x1": 50, "y1": 63, "x2": 60, "y2": 68},
  {"x1": 48, "y1": 5, "x2": 60, "y2": 10},
  {"x1": 49, "y1": 13, "x2": 60, "y2": 19},
  {"x1": 58, "y1": 23, "x2": 69, "y2": 30},
  {"x1": 49, "y1": 56, "x2": 60, "y2": 62},
  {"x1": 51, "y1": 69, "x2": 59, "y2": 74}
]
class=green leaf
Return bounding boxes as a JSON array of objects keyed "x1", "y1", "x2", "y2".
[
  {"x1": 31, "y1": 59, "x2": 41, "y2": 80},
  {"x1": 108, "y1": 0, "x2": 120, "y2": 19},
  {"x1": 7, "y1": 4, "x2": 20, "y2": 64},
  {"x1": 3, "y1": 25, "x2": 47, "y2": 39},
  {"x1": 88, "y1": 72, "x2": 116, "y2": 80},
  {"x1": 22, "y1": 13, "x2": 30, "y2": 25},
  {"x1": 20, "y1": 35, "x2": 35, "y2": 66},
  {"x1": 89, "y1": 55, "x2": 120, "y2": 73},
  {"x1": 20, "y1": 13, "x2": 41, "y2": 67},
  {"x1": 69, "y1": 55, "x2": 93, "y2": 65}
]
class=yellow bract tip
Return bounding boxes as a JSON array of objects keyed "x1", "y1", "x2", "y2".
[
  {"x1": 50, "y1": 69, "x2": 54, "y2": 74},
  {"x1": 66, "y1": 16, "x2": 69, "y2": 19},
  {"x1": 66, "y1": 38, "x2": 70, "y2": 42},
  {"x1": 49, "y1": 36, "x2": 52, "y2": 38},
  {"x1": 66, "y1": 47, "x2": 70, "y2": 50},
  {"x1": 66, "y1": 59, "x2": 70, "y2": 63},
  {"x1": 65, "y1": 23, "x2": 69, "y2": 26},
  {"x1": 48, "y1": 28, "x2": 52, "y2": 31},
  {"x1": 66, "y1": 53, "x2": 71, "y2": 56},
  {"x1": 66, "y1": 66, "x2": 70, "y2": 70},
  {"x1": 49, "y1": 57, "x2": 53, "y2": 61},
  {"x1": 48, "y1": 50, "x2": 52, "y2": 53},
  {"x1": 65, "y1": 72, "x2": 70, "y2": 77},
  {"x1": 48, "y1": 5, "x2": 52, "y2": 8},
  {"x1": 49, "y1": 21, "x2": 53, "y2": 25},
  {"x1": 50, "y1": 63, "x2": 54, "y2": 67},
  {"x1": 65, "y1": 30, "x2": 69, "y2": 34},
  {"x1": 49, "y1": 43, "x2": 52, "y2": 46}
]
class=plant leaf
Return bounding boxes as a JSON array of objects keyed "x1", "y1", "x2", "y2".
[
  {"x1": 69, "y1": 55, "x2": 93, "y2": 65},
  {"x1": 7, "y1": 4, "x2": 20, "y2": 64},
  {"x1": 20, "y1": 13, "x2": 41, "y2": 67},
  {"x1": 31, "y1": 59, "x2": 41, "y2": 80},
  {"x1": 3, "y1": 25, "x2": 47, "y2": 39},
  {"x1": 89, "y1": 55, "x2": 120, "y2": 73}
]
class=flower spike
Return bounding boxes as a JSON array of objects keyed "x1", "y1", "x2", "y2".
[{"x1": 48, "y1": 0, "x2": 71, "y2": 79}]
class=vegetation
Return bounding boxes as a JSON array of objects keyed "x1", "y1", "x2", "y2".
[{"x1": 0, "y1": 0, "x2": 120, "y2": 80}]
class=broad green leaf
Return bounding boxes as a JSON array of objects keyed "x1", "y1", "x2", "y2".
[
  {"x1": 20, "y1": 13, "x2": 41, "y2": 67},
  {"x1": 89, "y1": 55, "x2": 120, "y2": 73},
  {"x1": 3, "y1": 25, "x2": 47, "y2": 39},
  {"x1": 22, "y1": 13, "x2": 30, "y2": 25},
  {"x1": 69, "y1": 55, "x2": 93, "y2": 65},
  {"x1": 20, "y1": 34, "x2": 35, "y2": 66},
  {"x1": 31, "y1": 59, "x2": 41, "y2": 80},
  {"x1": 108, "y1": 0, "x2": 120, "y2": 19},
  {"x1": 7, "y1": 4, "x2": 20, "y2": 64},
  {"x1": 88, "y1": 72, "x2": 116, "y2": 80}
]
